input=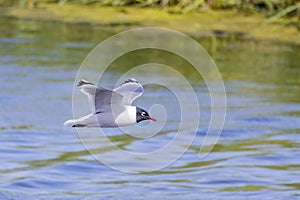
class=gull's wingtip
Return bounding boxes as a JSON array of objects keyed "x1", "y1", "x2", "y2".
[
  {"x1": 77, "y1": 79, "x2": 94, "y2": 87},
  {"x1": 64, "y1": 119, "x2": 86, "y2": 127},
  {"x1": 129, "y1": 78, "x2": 138, "y2": 82},
  {"x1": 64, "y1": 119, "x2": 76, "y2": 127},
  {"x1": 123, "y1": 78, "x2": 139, "y2": 84}
]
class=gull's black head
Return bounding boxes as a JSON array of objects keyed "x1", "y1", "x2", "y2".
[{"x1": 136, "y1": 107, "x2": 157, "y2": 123}]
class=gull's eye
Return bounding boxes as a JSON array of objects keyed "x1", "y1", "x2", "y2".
[{"x1": 141, "y1": 112, "x2": 147, "y2": 117}]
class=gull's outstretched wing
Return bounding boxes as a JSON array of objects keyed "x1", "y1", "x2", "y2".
[
  {"x1": 77, "y1": 79, "x2": 124, "y2": 114},
  {"x1": 113, "y1": 78, "x2": 144, "y2": 106}
]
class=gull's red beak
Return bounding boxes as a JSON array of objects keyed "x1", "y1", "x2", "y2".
[{"x1": 149, "y1": 117, "x2": 157, "y2": 122}]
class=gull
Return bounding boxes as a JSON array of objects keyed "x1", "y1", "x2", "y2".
[{"x1": 64, "y1": 78, "x2": 156, "y2": 127}]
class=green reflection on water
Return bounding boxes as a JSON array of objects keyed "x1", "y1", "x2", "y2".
[
  {"x1": 211, "y1": 138, "x2": 298, "y2": 152},
  {"x1": 220, "y1": 185, "x2": 266, "y2": 191},
  {"x1": 29, "y1": 150, "x2": 88, "y2": 168},
  {"x1": 281, "y1": 183, "x2": 300, "y2": 190}
]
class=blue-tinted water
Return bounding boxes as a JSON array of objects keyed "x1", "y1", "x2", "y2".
[{"x1": 0, "y1": 17, "x2": 300, "y2": 199}]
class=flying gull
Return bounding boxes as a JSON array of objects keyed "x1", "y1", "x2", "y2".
[{"x1": 64, "y1": 78, "x2": 157, "y2": 127}]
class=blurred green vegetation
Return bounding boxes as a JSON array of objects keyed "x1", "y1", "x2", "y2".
[{"x1": 0, "y1": 0, "x2": 299, "y2": 19}]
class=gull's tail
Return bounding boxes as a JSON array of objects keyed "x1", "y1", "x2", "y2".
[
  {"x1": 64, "y1": 119, "x2": 87, "y2": 127},
  {"x1": 64, "y1": 114, "x2": 96, "y2": 127}
]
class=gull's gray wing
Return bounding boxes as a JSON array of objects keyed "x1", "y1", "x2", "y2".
[
  {"x1": 78, "y1": 79, "x2": 124, "y2": 114},
  {"x1": 113, "y1": 78, "x2": 144, "y2": 105}
]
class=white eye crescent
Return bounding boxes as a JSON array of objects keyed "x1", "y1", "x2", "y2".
[{"x1": 141, "y1": 112, "x2": 146, "y2": 116}]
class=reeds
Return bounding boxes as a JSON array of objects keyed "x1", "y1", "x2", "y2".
[{"x1": 1, "y1": 0, "x2": 299, "y2": 19}]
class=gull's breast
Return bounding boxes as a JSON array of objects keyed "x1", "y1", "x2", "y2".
[{"x1": 115, "y1": 106, "x2": 137, "y2": 127}]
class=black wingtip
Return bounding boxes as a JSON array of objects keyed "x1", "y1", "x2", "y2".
[
  {"x1": 77, "y1": 79, "x2": 94, "y2": 87},
  {"x1": 123, "y1": 78, "x2": 138, "y2": 84},
  {"x1": 72, "y1": 124, "x2": 86, "y2": 127}
]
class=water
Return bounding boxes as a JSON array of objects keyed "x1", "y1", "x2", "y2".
[{"x1": 0, "y1": 16, "x2": 300, "y2": 199}]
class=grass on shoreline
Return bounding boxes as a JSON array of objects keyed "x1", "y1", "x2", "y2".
[
  {"x1": 1, "y1": 0, "x2": 300, "y2": 18},
  {"x1": 0, "y1": 0, "x2": 299, "y2": 45}
]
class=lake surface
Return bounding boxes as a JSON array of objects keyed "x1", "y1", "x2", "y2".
[{"x1": 0, "y1": 16, "x2": 300, "y2": 199}]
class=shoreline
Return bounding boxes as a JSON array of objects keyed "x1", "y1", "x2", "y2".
[{"x1": 1, "y1": 3, "x2": 299, "y2": 45}]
